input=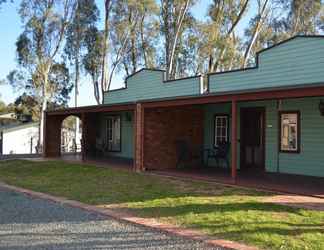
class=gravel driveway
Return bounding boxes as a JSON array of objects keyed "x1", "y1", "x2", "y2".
[{"x1": 0, "y1": 188, "x2": 222, "y2": 250}]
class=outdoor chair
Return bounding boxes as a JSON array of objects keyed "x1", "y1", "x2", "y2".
[
  {"x1": 175, "y1": 139, "x2": 203, "y2": 168},
  {"x1": 206, "y1": 141, "x2": 230, "y2": 168},
  {"x1": 95, "y1": 138, "x2": 107, "y2": 156}
]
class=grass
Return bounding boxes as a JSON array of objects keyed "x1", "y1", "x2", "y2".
[{"x1": 0, "y1": 160, "x2": 323, "y2": 250}]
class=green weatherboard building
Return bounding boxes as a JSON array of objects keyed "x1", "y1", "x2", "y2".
[{"x1": 44, "y1": 36, "x2": 324, "y2": 179}]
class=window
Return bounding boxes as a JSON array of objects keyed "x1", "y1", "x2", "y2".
[
  {"x1": 279, "y1": 112, "x2": 300, "y2": 153},
  {"x1": 106, "y1": 116, "x2": 121, "y2": 152},
  {"x1": 214, "y1": 115, "x2": 229, "y2": 147}
]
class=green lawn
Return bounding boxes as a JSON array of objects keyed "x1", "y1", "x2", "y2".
[{"x1": 0, "y1": 160, "x2": 323, "y2": 250}]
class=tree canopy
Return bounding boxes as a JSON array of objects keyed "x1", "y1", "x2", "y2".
[{"x1": 4, "y1": 0, "x2": 324, "y2": 111}]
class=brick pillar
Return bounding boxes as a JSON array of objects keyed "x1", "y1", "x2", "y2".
[
  {"x1": 43, "y1": 114, "x2": 63, "y2": 158},
  {"x1": 134, "y1": 103, "x2": 144, "y2": 171},
  {"x1": 42, "y1": 111, "x2": 47, "y2": 157},
  {"x1": 231, "y1": 99, "x2": 237, "y2": 183},
  {"x1": 81, "y1": 113, "x2": 97, "y2": 161}
]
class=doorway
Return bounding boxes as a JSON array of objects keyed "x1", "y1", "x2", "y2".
[{"x1": 240, "y1": 107, "x2": 265, "y2": 172}]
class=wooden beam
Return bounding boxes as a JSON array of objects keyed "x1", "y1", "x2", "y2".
[
  {"x1": 81, "y1": 113, "x2": 86, "y2": 162},
  {"x1": 231, "y1": 99, "x2": 237, "y2": 182},
  {"x1": 47, "y1": 103, "x2": 135, "y2": 116},
  {"x1": 134, "y1": 103, "x2": 145, "y2": 171},
  {"x1": 133, "y1": 108, "x2": 137, "y2": 171}
]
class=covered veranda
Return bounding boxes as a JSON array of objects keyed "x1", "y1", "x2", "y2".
[
  {"x1": 43, "y1": 103, "x2": 136, "y2": 170},
  {"x1": 135, "y1": 84, "x2": 324, "y2": 188},
  {"x1": 43, "y1": 84, "x2": 324, "y2": 197}
]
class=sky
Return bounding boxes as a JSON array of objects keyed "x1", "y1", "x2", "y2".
[{"x1": 0, "y1": 0, "x2": 252, "y2": 107}]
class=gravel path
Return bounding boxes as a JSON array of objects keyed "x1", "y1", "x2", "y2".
[{"x1": 0, "y1": 188, "x2": 222, "y2": 250}]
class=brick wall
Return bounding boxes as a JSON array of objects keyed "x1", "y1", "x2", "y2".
[
  {"x1": 82, "y1": 113, "x2": 98, "y2": 157},
  {"x1": 144, "y1": 106, "x2": 204, "y2": 170},
  {"x1": 44, "y1": 114, "x2": 64, "y2": 157}
]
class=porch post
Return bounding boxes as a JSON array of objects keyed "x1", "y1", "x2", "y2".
[
  {"x1": 81, "y1": 112, "x2": 86, "y2": 162},
  {"x1": 231, "y1": 99, "x2": 237, "y2": 182},
  {"x1": 42, "y1": 111, "x2": 47, "y2": 157},
  {"x1": 134, "y1": 103, "x2": 144, "y2": 171}
]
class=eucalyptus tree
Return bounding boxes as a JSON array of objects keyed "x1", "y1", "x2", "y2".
[
  {"x1": 242, "y1": 0, "x2": 323, "y2": 67},
  {"x1": 83, "y1": 26, "x2": 103, "y2": 104},
  {"x1": 112, "y1": 0, "x2": 159, "y2": 76},
  {"x1": 100, "y1": 0, "x2": 115, "y2": 97},
  {"x1": 242, "y1": 0, "x2": 270, "y2": 67},
  {"x1": 160, "y1": 0, "x2": 195, "y2": 80},
  {"x1": 0, "y1": 0, "x2": 10, "y2": 6},
  {"x1": 10, "y1": 0, "x2": 76, "y2": 147},
  {"x1": 139, "y1": 1, "x2": 160, "y2": 69},
  {"x1": 64, "y1": 0, "x2": 99, "y2": 108},
  {"x1": 203, "y1": 0, "x2": 249, "y2": 73},
  {"x1": 110, "y1": 0, "x2": 142, "y2": 77},
  {"x1": 64, "y1": 0, "x2": 98, "y2": 140},
  {"x1": 106, "y1": 1, "x2": 140, "y2": 89},
  {"x1": 287, "y1": 0, "x2": 323, "y2": 35}
]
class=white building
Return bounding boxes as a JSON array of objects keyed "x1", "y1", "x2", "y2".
[
  {"x1": 0, "y1": 122, "x2": 39, "y2": 155},
  {"x1": 0, "y1": 118, "x2": 82, "y2": 155}
]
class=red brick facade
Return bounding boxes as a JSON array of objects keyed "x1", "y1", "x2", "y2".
[
  {"x1": 143, "y1": 106, "x2": 204, "y2": 170},
  {"x1": 44, "y1": 114, "x2": 66, "y2": 157},
  {"x1": 44, "y1": 104, "x2": 203, "y2": 172},
  {"x1": 82, "y1": 113, "x2": 97, "y2": 158}
]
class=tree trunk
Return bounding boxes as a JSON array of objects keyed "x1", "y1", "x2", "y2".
[
  {"x1": 129, "y1": 10, "x2": 137, "y2": 73},
  {"x1": 100, "y1": 0, "x2": 111, "y2": 101},
  {"x1": 242, "y1": 0, "x2": 269, "y2": 68},
  {"x1": 93, "y1": 78, "x2": 100, "y2": 105},
  {"x1": 74, "y1": 56, "x2": 80, "y2": 144},
  {"x1": 213, "y1": 0, "x2": 250, "y2": 72},
  {"x1": 39, "y1": 72, "x2": 48, "y2": 150},
  {"x1": 140, "y1": 14, "x2": 148, "y2": 68},
  {"x1": 167, "y1": 0, "x2": 190, "y2": 79},
  {"x1": 162, "y1": 0, "x2": 170, "y2": 79}
]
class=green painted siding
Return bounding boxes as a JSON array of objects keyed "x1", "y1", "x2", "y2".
[
  {"x1": 204, "y1": 97, "x2": 324, "y2": 177},
  {"x1": 104, "y1": 70, "x2": 201, "y2": 105},
  {"x1": 98, "y1": 111, "x2": 134, "y2": 159},
  {"x1": 103, "y1": 37, "x2": 324, "y2": 106},
  {"x1": 203, "y1": 103, "x2": 231, "y2": 167},
  {"x1": 275, "y1": 97, "x2": 324, "y2": 177},
  {"x1": 209, "y1": 37, "x2": 324, "y2": 93}
]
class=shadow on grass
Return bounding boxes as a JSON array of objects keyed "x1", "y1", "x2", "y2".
[
  {"x1": 127, "y1": 201, "x2": 305, "y2": 218},
  {"x1": 202, "y1": 223, "x2": 324, "y2": 238}
]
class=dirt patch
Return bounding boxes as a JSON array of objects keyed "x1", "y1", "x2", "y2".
[{"x1": 264, "y1": 194, "x2": 324, "y2": 211}]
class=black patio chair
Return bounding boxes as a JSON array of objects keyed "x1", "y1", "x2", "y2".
[
  {"x1": 175, "y1": 139, "x2": 203, "y2": 168},
  {"x1": 95, "y1": 138, "x2": 107, "y2": 157},
  {"x1": 206, "y1": 141, "x2": 230, "y2": 168},
  {"x1": 175, "y1": 139, "x2": 190, "y2": 168}
]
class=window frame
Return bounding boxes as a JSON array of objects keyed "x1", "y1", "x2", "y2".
[
  {"x1": 106, "y1": 115, "x2": 122, "y2": 152},
  {"x1": 213, "y1": 114, "x2": 229, "y2": 148},
  {"x1": 278, "y1": 111, "x2": 300, "y2": 154}
]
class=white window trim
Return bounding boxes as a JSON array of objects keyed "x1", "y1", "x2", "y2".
[
  {"x1": 279, "y1": 111, "x2": 300, "y2": 153},
  {"x1": 106, "y1": 115, "x2": 121, "y2": 152},
  {"x1": 214, "y1": 115, "x2": 229, "y2": 147}
]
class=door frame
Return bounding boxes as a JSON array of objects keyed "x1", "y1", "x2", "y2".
[{"x1": 240, "y1": 107, "x2": 266, "y2": 171}]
